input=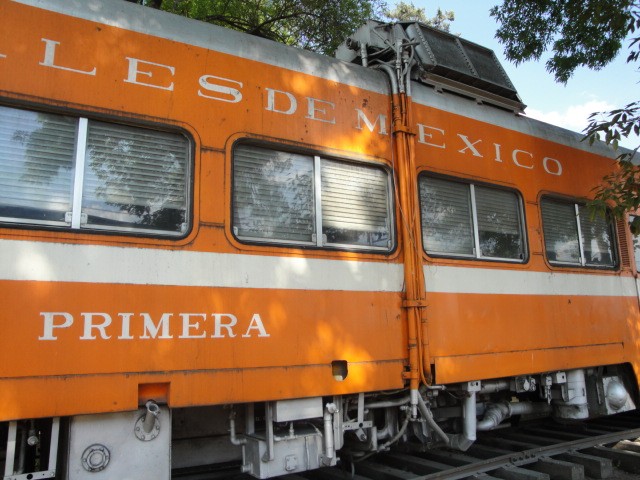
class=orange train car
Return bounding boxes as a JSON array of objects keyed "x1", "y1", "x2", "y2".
[{"x1": 0, "y1": 1, "x2": 639, "y2": 478}]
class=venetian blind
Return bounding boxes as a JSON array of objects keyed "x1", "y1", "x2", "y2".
[
  {"x1": 420, "y1": 177, "x2": 474, "y2": 256},
  {"x1": 233, "y1": 145, "x2": 315, "y2": 243},
  {"x1": 475, "y1": 185, "x2": 524, "y2": 259},
  {"x1": 540, "y1": 199, "x2": 581, "y2": 264},
  {"x1": 321, "y1": 159, "x2": 390, "y2": 247},
  {"x1": 83, "y1": 121, "x2": 189, "y2": 233},
  {"x1": 578, "y1": 205, "x2": 614, "y2": 267},
  {"x1": 475, "y1": 186, "x2": 520, "y2": 235},
  {"x1": 0, "y1": 106, "x2": 76, "y2": 224}
]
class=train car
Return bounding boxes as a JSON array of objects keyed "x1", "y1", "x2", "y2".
[{"x1": 1, "y1": 1, "x2": 639, "y2": 478}]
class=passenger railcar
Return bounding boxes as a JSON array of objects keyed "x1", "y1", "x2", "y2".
[{"x1": 1, "y1": 1, "x2": 638, "y2": 478}]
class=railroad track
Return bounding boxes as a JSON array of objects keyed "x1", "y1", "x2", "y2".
[{"x1": 175, "y1": 411, "x2": 640, "y2": 480}]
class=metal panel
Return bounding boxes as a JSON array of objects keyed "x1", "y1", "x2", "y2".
[
  {"x1": 273, "y1": 398, "x2": 323, "y2": 422},
  {"x1": 67, "y1": 407, "x2": 171, "y2": 480},
  {"x1": 243, "y1": 428, "x2": 328, "y2": 478},
  {"x1": 406, "y1": 23, "x2": 519, "y2": 103}
]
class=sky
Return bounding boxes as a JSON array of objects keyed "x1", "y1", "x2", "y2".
[{"x1": 412, "y1": 1, "x2": 639, "y2": 149}]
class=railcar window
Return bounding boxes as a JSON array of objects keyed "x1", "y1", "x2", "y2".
[
  {"x1": 418, "y1": 175, "x2": 526, "y2": 261},
  {"x1": 0, "y1": 107, "x2": 76, "y2": 225},
  {"x1": 232, "y1": 144, "x2": 393, "y2": 251},
  {"x1": 0, "y1": 105, "x2": 190, "y2": 236},
  {"x1": 541, "y1": 197, "x2": 615, "y2": 268}
]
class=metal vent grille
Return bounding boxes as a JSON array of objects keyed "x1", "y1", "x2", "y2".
[
  {"x1": 336, "y1": 21, "x2": 525, "y2": 111},
  {"x1": 406, "y1": 23, "x2": 520, "y2": 103},
  {"x1": 616, "y1": 218, "x2": 632, "y2": 269}
]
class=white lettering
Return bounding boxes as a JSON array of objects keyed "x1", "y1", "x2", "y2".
[
  {"x1": 543, "y1": 157, "x2": 563, "y2": 176},
  {"x1": 512, "y1": 149, "x2": 534, "y2": 169},
  {"x1": 118, "y1": 313, "x2": 134, "y2": 340},
  {"x1": 355, "y1": 109, "x2": 388, "y2": 135},
  {"x1": 124, "y1": 57, "x2": 174, "y2": 91},
  {"x1": 179, "y1": 313, "x2": 207, "y2": 338},
  {"x1": 80, "y1": 312, "x2": 112, "y2": 340},
  {"x1": 39, "y1": 38, "x2": 96, "y2": 75},
  {"x1": 140, "y1": 313, "x2": 174, "y2": 339},
  {"x1": 242, "y1": 313, "x2": 270, "y2": 338},
  {"x1": 494, "y1": 143, "x2": 503, "y2": 162},
  {"x1": 417, "y1": 124, "x2": 445, "y2": 148},
  {"x1": 265, "y1": 88, "x2": 297, "y2": 115},
  {"x1": 212, "y1": 313, "x2": 237, "y2": 338},
  {"x1": 39, "y1": 311, "x2": 269, "y2": 341},
  {"x1": 306, "y1": 97, "x2": 335, "y2": 124},
  {"x1": 198, "y1": 75, "x2": 243, "y2": 103},
  {"x1": 39, "y1": 312, "x2": 73, "y2": 340},
  {"x1": 457, "y1": 134, "x2": 483, "y2": 157}
]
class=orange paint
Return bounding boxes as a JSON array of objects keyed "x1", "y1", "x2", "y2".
[{"x1": 1, "y1": 1, "x2": 639, "y2": 425}]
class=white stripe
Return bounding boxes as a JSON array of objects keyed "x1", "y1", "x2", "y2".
[
  {"x1": 424, "y1": 265, "x2": 637, "y2": 297},
  {"x1": 0, "y1": 239, "x2": 404, "y2": 292},
  {"x1": 3, "y1": 239, "x2": 635, "y2": 297}
]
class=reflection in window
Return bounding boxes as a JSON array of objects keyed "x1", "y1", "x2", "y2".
[
  {"x1": 631, "y1": 215, "x2": 640, "y2": 271},
  {"x1": 0, "y1": 105, "x2": 190, "y2": 236},
  {"x1": 419, "y1": 175, "x2": 526, "y2": 261},
  {"x1": 233, "y1": 144, "x2": 393, "y2": 251},
  {"x1": 541, "y1": 197, "x2": 615, "y2": 268},
  {"x1": 233, "y1": 147, "x2": 314, "y2": 243},
  {"x1": 0, "y1": 107, "x2": 76, "y2": 225}
]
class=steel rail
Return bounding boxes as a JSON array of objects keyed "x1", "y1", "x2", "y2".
[{"x1": 409, "y1": 424, "x2": 640, "y2": 480}]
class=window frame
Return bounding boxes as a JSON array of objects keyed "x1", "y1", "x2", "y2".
[
  {"x1": 231, "y1": 141, "x2": 396, "y2": 253},
  {"x1": 540, "y1": 195, "x2": 618, "y2": 269},
  {"x1": 418, "y1": 173, "x2": 528, "y2": 263},
  {"x1": 0, "y1": 104, "x2": 193, "y2": 239}
]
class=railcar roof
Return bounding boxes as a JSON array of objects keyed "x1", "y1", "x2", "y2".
[{"x1": 16, "y1": 0, "x2": 620, "y2": 159}]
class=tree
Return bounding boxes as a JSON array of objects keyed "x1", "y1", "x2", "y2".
[
  {"x1": 490, "y1": 0, "x2": 640, "y2": 225},
  {"x1": 384, "y1": 1, "x2": 454, "y2": 31},
  {"x1": 127, "y1": 0, "x2": 457, "y2": 54},
  {"x1": 126, "y1": 0, "x2": 386, "y2": 55}
]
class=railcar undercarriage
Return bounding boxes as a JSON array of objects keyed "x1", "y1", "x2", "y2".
[{"x1": 2, "y1": 364, "x2": 636, "y2": 479}]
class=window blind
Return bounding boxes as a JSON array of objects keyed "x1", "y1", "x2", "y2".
[
  {"x1": 578, "y1": 205, "x2": 614, "y2": 267},
  {"x1": 0, "y1": 106, "x2": 76, "y2": 224},
  {"x1": 419, "y1": 176, "x2": 474, "y2": 256},
  {"x1": 321, "y1": 159, "x2": 390, "y2": 247},
  {"x1": 83, "y1": 121, "x2": 189, "y2": 233},
  {"x1": 0, "y1": 105, "x2": 190, "y2": 236},
  {"x1": 232, "y1": 144, "x2": 393, "y2": 250},
  {"x1": 233, "y1": 145, "x2": 315, "y2": 243},
  {"x1": 475, "y1": 185, "x2": 523, "y2": 258},
  {"x1": 541, "y1": 199, "x2": 581, "y2": 264}
]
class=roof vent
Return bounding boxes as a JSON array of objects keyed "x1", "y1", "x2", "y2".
[{"x1": 336, "y1": 21, "x2": 525, "y2": 112}]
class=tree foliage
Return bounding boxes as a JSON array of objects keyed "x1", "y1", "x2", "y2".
[
  {"x1": 491, "y1": 0, "x2": 634, "y2": 83},
  {"x1": 127, "y1": 0, "x2": 385, "y2": 55},
  {"x1": 128, "y1": 0, "x2": 456, "y2": 54},
  {"x1": 491, "y1": 0, "x2": 640, "y2": 220},
  {"x1": 384, "y1": 1, "x2": 454, "y2": 31}
]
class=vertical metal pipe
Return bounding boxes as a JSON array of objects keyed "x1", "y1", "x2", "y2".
[
  {"x1": 17, "y1": 423, "x2": 27, "y2": 474},
  {"x1": 376, "y1": 31, "x2": 431, "y2": 409},
  {"x1": 265, "y1": 402, "x2": 275, "y2": 461},
  {"x1": 4, "y1": 421, "x2": 17, "y2": 476},
  {"x1": 142, "y1": 401, "x2": 160, "y2": 434},
  {"x1": 48, "y1": 418, "x2": 61, "y2": 473},
  {"x1": 462, "y1": 391, "x2": 477, "y2": 444},
  {"x1": 246, "y1": 403, "x2": 255, "y2": 435},
  {"x1": 323, "y1": 403, "x2": 337, "y2": 461}
]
